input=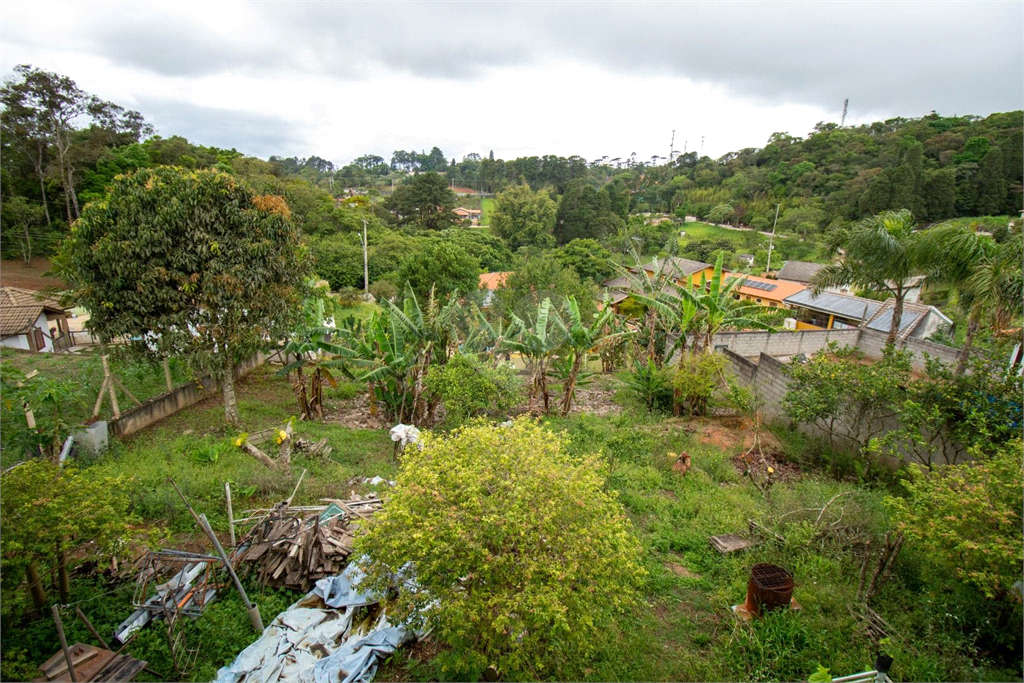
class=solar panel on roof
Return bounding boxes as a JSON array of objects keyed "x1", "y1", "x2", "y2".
[{"x1": 744, "y1": 279, "x2": 777, "y2": 292}]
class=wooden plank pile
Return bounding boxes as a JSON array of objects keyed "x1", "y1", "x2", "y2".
[
  {"x1": 233, "y1": 496, "x2": 383, "y2": 592},
  {"x1": 36, "y1": 643, "x2": 146, "y2": 682}
]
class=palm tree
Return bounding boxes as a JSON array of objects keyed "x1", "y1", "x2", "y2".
[
  {"x1": 922, "y1": 224, "x2": 1024, "y2": 374},
  {"x1": 629, "y1": 253, "x2": 772, "y2": 365},
  {"x1": 811, "y1": 209, "x2": 928, "y2": 346}
]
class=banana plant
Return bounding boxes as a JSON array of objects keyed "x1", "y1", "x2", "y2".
[
  {"x1": 502, "y1": 298, "x2": 566, "y2": 414},
  {"x1": 627, "y1": 276, "x2": 701, "y2": 367},
  {"x1": 557, "y1": 296, "x2": 628, "y2": 416},
  {"x1": 608, "y1": 243, "x2": 678, "y2": 366},
  {"x1": 335, "y1": 310, "x2": 419, "y2": 424},
  {"x1": 463, "y1": 302, "x2": 512, "y2": 366},
  {"x1": 278, "y1": 295, "x2": 347, "y2": 420},
  {"x1": 688, "y1": 253, "x2": 775, "y2": 352},
  {"x1": 332, "y1": 282, "x2": 466, "y2": 425}
]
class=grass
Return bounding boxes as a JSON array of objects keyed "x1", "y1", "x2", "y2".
[
  {"x1": 1, "y1": 347, "x2": 193, "y2": 467},
  {"x1": 480, "y1": 197, "x2": 495, "y2": 226},
  {"x1": 2, "y1": 366, "x2": 1020, "y2": 682},
  {"x1": 678, "y1": 221, "x2": 830, "y2": 266},
  {"x1": 679, "y1": 221, "x2": 764, "y2": 242},
  {"x1": 334, "y1": 301, "x2": 383, "y2": 323},
  {"x1": 923, "y1": 215, "x2": 1012, "y2": 232}
]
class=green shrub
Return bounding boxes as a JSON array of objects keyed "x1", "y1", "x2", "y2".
[
  {"x1": 424, "y1": 354, "x2": 523, "y2": 426},
  {"x1": 354, "y1": 419, "x2": 646, "y2": 680},
  {"x1": 334, "y1": 286, "x2": 364, "y2": 307},
  {"x1": 368, "y1": 280, "x2": 397, "y2": 302},
  {"x1": 671, "y1": 351, "x2": 726, "y2": 416},
  {"x1": 623, "y1": 358, "x2": 672, "y2": 413},
  {"x1": 885, "y1": 439, "x2": 1024, "y2": 601},
  {"x1": 0, "y1": 460, "x2": 160, "y2": 612}
]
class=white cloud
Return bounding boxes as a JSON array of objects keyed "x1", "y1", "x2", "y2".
[{"x1": 2, "y1": 1, "x2": 1018, "y2": 165}]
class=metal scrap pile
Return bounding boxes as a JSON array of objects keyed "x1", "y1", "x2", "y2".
[{"x1": 233, "y1": 496, "x2": 384, "y2": 593}]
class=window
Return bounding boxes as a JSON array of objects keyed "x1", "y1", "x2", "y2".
[
  {"x1": 769, "y1": 301, "x2": 778, "y2": 307},
  {"x1": 756, "y1": 298, "x2": 762, "y2": 304}
]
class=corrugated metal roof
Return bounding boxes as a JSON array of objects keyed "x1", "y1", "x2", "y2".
[
  {"x1": 863, "y1": 299, "x2": 950, "y2": 338},
  {"x1": 783, "y1": 290, "x2": 883, "y2": 321},
  {"x1": 864, "y1": 308, "x2": 923, "y2": 335}
]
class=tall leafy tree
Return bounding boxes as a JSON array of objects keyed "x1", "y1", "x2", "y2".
[
  {"x1": 385, "y1": 172, "x2": 457, "y2": 230},
  {"x1": 490, "y1": 183, "x2": 557, "y2": 250},
  {"x1": 555, "y1": 178, "x2": 620, "y2": 244},
  {"x1": 395, "y1": 240, "x2": 480, "y2": 302},
  {"x1": 811, "y1": 209, "x2": 929, "y2": 346},
  {"x1": 555, "y1": 238, "x2": 615, "y2": 283},
  {"x1": 59, "y1": 167, "x2": 312, "y2": 426},
  {"x1": 0, "y1": 65, "x2": 151, "y2": 222}
]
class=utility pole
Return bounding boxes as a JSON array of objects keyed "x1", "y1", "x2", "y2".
[
  {"x1": 766, "y1": 203, "x2": 780, "y2": 275},
  {"x1": 362, "y1": 219, "x2": 369, "y2": 296}
]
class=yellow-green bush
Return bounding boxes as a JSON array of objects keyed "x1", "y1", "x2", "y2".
[{"x1": 355, "y1": 418, "x2": 646, "y2": 679}]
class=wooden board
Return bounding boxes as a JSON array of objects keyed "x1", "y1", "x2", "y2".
[
  {"x1": 36, "y1": 643, "x2": 147, "y2": 683},
  {"x1": 710, "y1": 533, "x2": 760, "y2": 554}
]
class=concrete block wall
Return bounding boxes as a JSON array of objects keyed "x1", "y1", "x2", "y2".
[
  {"x1": 721, "y1": 344, "x2": 965, "y2": 465},
  {"x1": 712, "y1": 329, "x2": 861, "y2": 359},
  {"x1": 109, "y1": 353, "x2": 266, "y2": 438},
  {"x1": 713, "y1": 327, "x2": 965, "y2": 372},
  {"x1": 857, "y1": 328, "x2": 963, "y2": 370}
]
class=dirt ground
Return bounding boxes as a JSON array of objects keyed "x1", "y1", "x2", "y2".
[
  {"x1": 0, "y1": 257, "x2": 65, "y2": 290},
  {"x1": 324, "y1": 391, "x2": 388, "y2": 430}
]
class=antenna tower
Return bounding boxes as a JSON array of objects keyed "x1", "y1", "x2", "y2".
[
  {"x1": 699, "y1": 135, "x2": 705, "y2": 157},
  {"x1": 840, "y1": 98, "x2": 849, "y2": 127},
  {"x1": 669, "y1": 130, "x2": 676, "y2": 162}
]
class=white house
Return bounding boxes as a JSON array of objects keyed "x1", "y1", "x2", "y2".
[{"x1": 0, "y1": 287, "x2": 70, "y2": 353}]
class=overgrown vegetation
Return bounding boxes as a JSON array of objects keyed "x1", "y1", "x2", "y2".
[{"x1": 356, "y1": 419, "x2": 646, "y2": 680}]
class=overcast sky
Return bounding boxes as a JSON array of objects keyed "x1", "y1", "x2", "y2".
[{"x1": 2, "y1": 1, "x2": 1020, "y2": 166}]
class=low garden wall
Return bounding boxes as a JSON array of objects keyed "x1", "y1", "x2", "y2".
[
  {"x1": 711, "y1": 327, "x2": 964, "y2": 372},
  {"x1": 721, "y1": 348, "x2": 967, "y2": 465},
  {"x1": 108, "y1": 353, "x2": 267, "y2": 438}
]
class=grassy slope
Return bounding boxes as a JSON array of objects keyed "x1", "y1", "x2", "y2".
[
  {"x1": 481, "y1": 197, "x2": 495, "y2": 226},
  {"x1": 1, "y1": 368, "x2": 1018, "y2": 682}
]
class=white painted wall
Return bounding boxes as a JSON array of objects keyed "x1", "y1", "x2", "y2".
[
  {"x1": 0, "y1": 334, "x2": 30, "y2": 350},
  {"x1": 0, "y1": 312, "x2": 55, "y2": 352}
]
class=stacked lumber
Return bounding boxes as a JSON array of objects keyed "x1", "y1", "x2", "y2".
[
  {"x1": 234, "y1": 497, "x2": 383, "y2": 592},
  {"x1": 36, "y1": 643, "x2": 146, "y2": 682}
]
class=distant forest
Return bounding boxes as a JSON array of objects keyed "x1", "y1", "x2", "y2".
[
  {"x1": 279, "y1": 111, "x2": 1024, "y2": 232},
  {"x1": 2, "y1": 63, "x2": 1021, "y2": 269}
]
